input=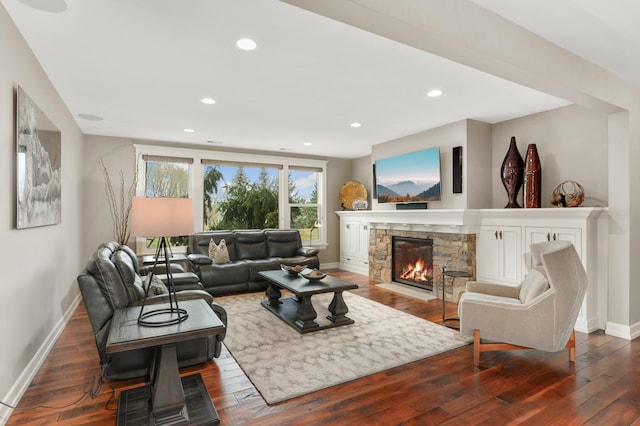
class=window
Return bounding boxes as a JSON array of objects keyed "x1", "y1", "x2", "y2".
[
  {"x1": 202, "y1": 161, "x2": 280, "y2": 230},
  {"x1": 134, "y1": 145, "x2": 327, "y2": 252},
  {"x1": 288, "y1": 167, "x2": 322, "y2": 246}
]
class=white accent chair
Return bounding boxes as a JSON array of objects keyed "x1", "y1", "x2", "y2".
[{"x1": 458, "y1": 240, "x2": 587, "y2": 366}]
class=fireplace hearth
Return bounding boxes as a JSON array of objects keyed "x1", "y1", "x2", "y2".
[{"x1": 392, "y1": 236, "x2": 434, "y2": 291}]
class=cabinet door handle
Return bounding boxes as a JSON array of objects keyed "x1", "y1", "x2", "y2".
[
  {"x1": 547, "y1": 232, "x2": 551, "y2": 241},
  {"x1": 553, "y1": 233, "x2": 557, "y2": 240},
  {"x1": 495, "y1": 230, "x2": 499, "y2": 239},
  {"x1": 499, "y1": 231, "x2": 503, "y2": 240}
]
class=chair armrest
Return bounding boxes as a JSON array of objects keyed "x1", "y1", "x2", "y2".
[
  {"x1": 465, "y1": 280, "x2": 521, "y2": 299},
  {"x1": 143, "y1": 289, "x2": 214, "y2": 305},
  {"x1": 296, "y1": 246, "x2": 319, "y2": 256},
  {"x1": 188, "y1": 253, "x2": 213, "y2": 265},
  {"x1": 140, "y1": 263, "x2": 184, "y2": 276}
]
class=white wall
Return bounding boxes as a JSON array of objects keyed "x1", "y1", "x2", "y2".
[
  {"x1": 370, "y1": 119, "x2": 492, "y2": 210},
  {"x1": 0, "y1": 5, "x2": 84, "y2": 415},
  {"x1": 491, "y1": 105, "x2": 608, "y2": 208}
]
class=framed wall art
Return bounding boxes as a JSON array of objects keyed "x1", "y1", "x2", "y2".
[{"x1": 16, "y1": 86, "x2": 61, "y2": 228}]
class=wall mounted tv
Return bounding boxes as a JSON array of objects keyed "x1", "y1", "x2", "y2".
[{"x1": 375, "y1": 147, "x2": 441, "y2": 204}]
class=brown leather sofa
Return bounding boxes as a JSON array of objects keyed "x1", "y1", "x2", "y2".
[
  {"x1": 187, "y1": 229, "x2": 320, "y2": 296},
  {"x1": 77, "y1": 242, "x2": 227, "y2": 380}
]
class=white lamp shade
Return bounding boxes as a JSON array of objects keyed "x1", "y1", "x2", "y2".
[{"x1": 130, "y1": 197, "x2": 194, "y2": 237}]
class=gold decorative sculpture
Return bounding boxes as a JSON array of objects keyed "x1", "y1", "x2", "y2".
[{"x1": 339, "y1": 180, "x2": 368, "y2": 210}]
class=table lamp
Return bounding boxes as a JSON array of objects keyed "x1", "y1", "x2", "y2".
[{"x1": 130, "y1": 197, "x2": 194, "y2": 326}]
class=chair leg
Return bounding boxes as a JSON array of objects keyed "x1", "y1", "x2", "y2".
[
  {"x1": 566, "y1": 330, "x2": 576, "y2": 362},
  {"x1": 474, "y1": 330, "x2": 480, "y2": 366}
]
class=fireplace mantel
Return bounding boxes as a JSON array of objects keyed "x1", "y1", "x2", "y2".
[
  {"x1": 336, "y1": 209, "x2": 480, "y2": 234},
  {"x1": 336, "y1": 207, "x2": 605, "y2": 232}
]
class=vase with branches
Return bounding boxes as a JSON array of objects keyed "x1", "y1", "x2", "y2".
[{"x1": 100, "y1": 155, "x2": 139, "y2": 245}]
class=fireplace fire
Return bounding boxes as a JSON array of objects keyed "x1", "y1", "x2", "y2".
[{"x1": 392, "y1": 236, "x2": 434, "y2": 291}]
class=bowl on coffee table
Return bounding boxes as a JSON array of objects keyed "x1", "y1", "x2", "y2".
[
  {"x1": 300, "y1": 269, "x2": 326, "y2": 282},
  {"x1": 281, "y1": 264, "x2": 307, "y2": 276}
]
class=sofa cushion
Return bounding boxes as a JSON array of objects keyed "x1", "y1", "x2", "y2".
[
  {"x1": 199, "y1": 261, "x2": 250, "y2": 287},
  {"x1": 209, "y1": 238, "x2": 230, "y2": 264},
  {"x1": 112, "y1": 249, "x2": 145, "y2": 304},
  {"x1": 234, "y1": 231, "x2": 268, "y2": 260},
  {"x1": 519, "y1": 267, "x2": 550, "y2": 303},
  {"x1": 88, "y1": 246, "x2": 130, "y2": 310},
  {"x1": 246, "y1": 258, "x2": 282, "y2": 282},
  {"x1": 190, "y1": 231, "x2": 236, "y2": 260},
  {"x1": 265, "y1": 230, "x2": 302, "y2": 258}
]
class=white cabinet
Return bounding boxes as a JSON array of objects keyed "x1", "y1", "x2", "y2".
[
  {"x1": 339, "y1": 219, "x2": 369, "y2": 275},
  {"x1": 525, "y1": 227, "x2": 582, "y2": 270},
  {"x1": 477, "y1": 225, "x2": 522, "y2": 285},
  {"x1": 476, "y1": 209, "x2": 606, "y2": 334}
]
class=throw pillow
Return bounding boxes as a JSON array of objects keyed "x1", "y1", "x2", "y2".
[
  {"x1": 145, "y1": 274, "x2": 168, "y2": 296},
  {"x1": 518, "y1": 268, "x2": 550, "y2": 303},
  {"x1": 208, "y1": 238, "x2": 230, "y2": 264}
]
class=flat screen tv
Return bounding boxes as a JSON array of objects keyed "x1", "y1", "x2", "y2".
[{"x1": 375, "y1": 147, "x2": 441, "y2": 204}]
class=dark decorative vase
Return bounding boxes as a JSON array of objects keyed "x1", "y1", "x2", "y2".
[
  {"x1": 500, "y1": 136, "x2": 524, "y2": 208},
  {"x1": 523, "y1": 144, "x2": 542, "y2": 208}
]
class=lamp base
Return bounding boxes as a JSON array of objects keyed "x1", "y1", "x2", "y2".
[
  {"x1": 138, "y1": 236, "x2": 189, "y2": 327},
  {"x1": 138, "y1": 307, "x2": 189, "y2": 327}
]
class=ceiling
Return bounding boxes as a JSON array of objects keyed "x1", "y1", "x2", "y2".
[{"x1": 2, "y1": 0, "x2": 638, "y2": 159}]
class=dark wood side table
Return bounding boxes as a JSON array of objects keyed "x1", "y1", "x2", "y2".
[
  {"x1": 106, "y1": 299, "x2": 225, "y2": 426},
  {"x1": 440, "y1": 268, "x2": 473, "y2": 329}
]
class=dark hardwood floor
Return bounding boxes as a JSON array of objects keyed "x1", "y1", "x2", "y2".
[{"x1": 5, "y1": 270, "x2": 640, "y2": 425}]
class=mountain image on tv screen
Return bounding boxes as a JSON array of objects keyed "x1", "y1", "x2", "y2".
[{"x1": 375, "y1": 147, "x2": 441, "y2": 203}]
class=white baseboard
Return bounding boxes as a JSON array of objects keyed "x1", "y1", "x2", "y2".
[
  {"x1": 321, "y1": 261, "x2": 340, "y2": 270},
  {"x1": 605, "y1": 320, "x2": 640, "y2": 340},
  {"x1": 0, "y1": 293, "x2": 81, "y2": 425}
]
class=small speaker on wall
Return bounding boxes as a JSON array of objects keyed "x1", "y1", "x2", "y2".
[
  {"x1": 372, "y1": 163, "x2": 377, "y2": 199},
  {"x1": 453, "y1": 146, "x2": 463, "y2": 194}
]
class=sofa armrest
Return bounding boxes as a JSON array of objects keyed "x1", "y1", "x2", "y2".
[
  {"x1": 296, "y1": 246, "x2": 319, "y2": 256},
  {"x1": 188, "y1": 253, "x2": 213, "y2": 265},
  {"x1": 140, "y1": 263, "x2": 184, "y2": 276},
  {"x1": 143, "y1": 289, "x2": 214, "y2": 305}
]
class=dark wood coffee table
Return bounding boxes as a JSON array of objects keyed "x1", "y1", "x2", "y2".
[
  {"x1": 106, "y1": 299, "x2": 225, "y2": 426},
  {"x1": 259, "y1": 269, "x2": 359, "y2": 334}
]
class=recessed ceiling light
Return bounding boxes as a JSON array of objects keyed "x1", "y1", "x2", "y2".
[
  {"x1": 18, "y1": 0, "x2": 67, "y2": 13},
  {"x1": 427, "y1": 89, "x2": 443, "y2": 97},
  {"x1": 236, "y1": 38, "x2": 257, "y2": 51},
  {"x1": 350, "y1": 122, "x2": 362, "y2": 128},
  {"x1": 184, "y1": 128, "x2": 195, "y2": 133},
  {"x1": 77, "y1": 113, "x2": 104, "y2": 121},
  {"x1": 304, "y1": 142, "x2": 313, "y2": 146},
  {"x1": 200, "y1": 97, "x2": 216, "y2": 105}
]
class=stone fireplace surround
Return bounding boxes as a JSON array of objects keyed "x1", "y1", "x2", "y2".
[
  {"x1": 370, "y1": 227, "x2": 475, "y2": 303},
  {"x1": 337, "y1": 209, "x2": 480, "y2": 303}
]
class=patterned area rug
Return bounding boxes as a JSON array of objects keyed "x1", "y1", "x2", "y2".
[{"x1": 218, "y1": 291, "x2": 470, "y2": 404}]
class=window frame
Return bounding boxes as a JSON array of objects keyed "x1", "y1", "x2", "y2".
[{"x1": 134, "y1": 144, "x2": 328, "y2": 253}]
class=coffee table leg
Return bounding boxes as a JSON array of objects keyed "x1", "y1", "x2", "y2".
[
  {"x1": 327, "y1": 291, "x2": 351, "y2": 324},
  {"x1": 266, "y1": 284, "x2": 282, "y2": 307},
  {"x1": 294, "y1": 296, "x2": 319, "y2": 331}
]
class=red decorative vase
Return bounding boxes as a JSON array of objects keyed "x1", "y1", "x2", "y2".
[
  {"x1": 523, "y1": 144, "x2": 542, "y2": 208},
  {"x1": 500, "y1": 136, "x2": 524, "y2": 208}
]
